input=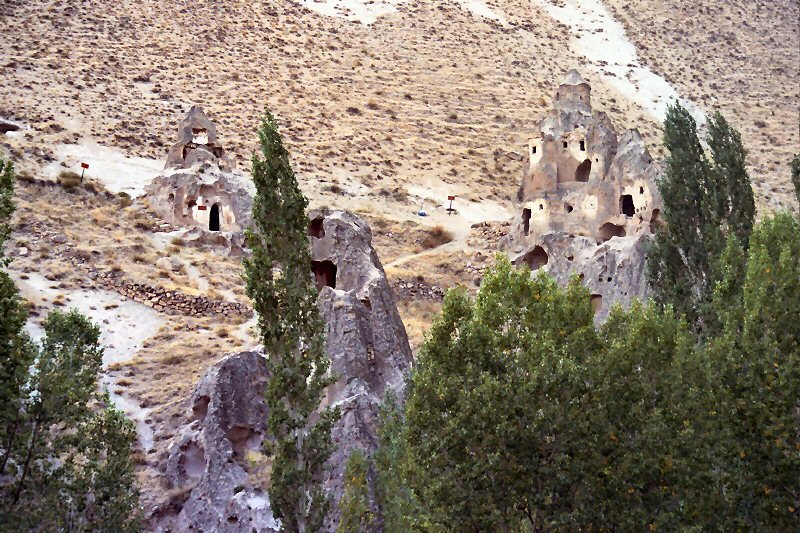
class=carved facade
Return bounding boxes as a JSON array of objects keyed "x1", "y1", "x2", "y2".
[
  {"x1": 146, "y1": 106, "x2": 251, "y2": 235},
  {"x1": 502, "y1": 70, "x2": 663, "y2": 319}
]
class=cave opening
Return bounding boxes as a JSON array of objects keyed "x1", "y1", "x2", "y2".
[
  {"x1": 522, "y1": 208, "x2": 531, "y2": 236},
  {"x1": 209, "y1": 203, "x2": 220, "y2": 231},
  {"x1": 309, "y1": 217, "x2": 325, "y2": 238},
  {"x1": 311, "y1": 260, "x2": 337, "y2": 290},
  {"x1": 521, "y1": 245, "x2": 548, "y2": 271},
  {"x1": 598, "y1": 222, "x2": 626, "y2": 243},
  {"x1": 575, "y1": 159, "x2": 591, "y2": 182},
  {"x1": 620, "y1": 194, "x2": 635, "y2": 217}
]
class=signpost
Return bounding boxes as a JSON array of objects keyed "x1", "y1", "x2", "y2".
[
  {"x1": 80, "y1": 162, "x2": 89, "y2": 183},
  {"x1": 447, "y1": 195, "x2": 456, "y2": 215}
]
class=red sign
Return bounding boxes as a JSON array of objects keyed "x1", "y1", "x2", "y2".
[
  {"x1": 80, "y1": 162, "x2": 89, "y2": 169},
  {"x1": 447, "y1": 195, "x2": 456, "y2": 201},
  {"x1": 197, "y1": 205, "x2": 207, "y2": 211}
]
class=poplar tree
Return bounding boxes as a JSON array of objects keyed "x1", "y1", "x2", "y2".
[
  {"x1": 647, "y1": 104, "x2": 754, "y2": 332},
  {"x1": 706, "y1": 212, "x2": 800, "y2": 529},
  {"x1": 0, "y1": 159, "x2": 34, "y2": 479},
  {"x1": 244, "y1": 111, "x2": 338, "y2": 532},
  {"x1": 706, "y1": 111, "x2": 755, "y2": 248}
]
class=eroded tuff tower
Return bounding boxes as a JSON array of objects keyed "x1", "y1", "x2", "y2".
[
  {"x1": 146, "y1": 106, "x2": 252, "y2": 241},
  {"x1": 502, "y1": 70, "x2": 662, "y2": 319}
]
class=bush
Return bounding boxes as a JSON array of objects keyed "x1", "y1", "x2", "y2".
[
  {"x1": 420, "y1": 225, "x2": 453, "y2": 249},
  {"x1": 57, "y1": 170, "x2": 81, "y2": 190},
  {"x1": 118, "y1": 192, "x2": 132, "y2": 207}
]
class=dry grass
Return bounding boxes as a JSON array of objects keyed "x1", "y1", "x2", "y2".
[
  {"x1": 420, "y1": 225, "x2": 454, "y2": 249},
  {"x1": 397, "y1": 299, "x2": 443, "y2": 354}
]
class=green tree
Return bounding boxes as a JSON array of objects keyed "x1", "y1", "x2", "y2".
[
  {"x1": 706, "y1": 212, "x2": 800, "y2": 529},
  {"x1": 706, "y1": 111, "x2": 756, "y2": 248},
  {"x1": 792, "y1": 153, "x2": 800, "y2": 207},
  {"x1": 577, "y1": 302, "x2": 715, "y2": 529},
  {"x1": 337, "y1": 449, "x2": 375, "y2": 533},
  {"x1": 2, "y1": 310, "x2": 142, "y2": 530},
  {"x1": 0, "y1": 158, "x2": 15, "y2": 257},
  {"x1": 0, "y1": 158, "x2": 35, "y2": 480},
  {"x1": 0, "y1": 160, "x2": 141, "y2": 530},
  {"x1": 647, "y1": 104, "x2": 755, "y2": 333},
  {"x1": 244, "y1": 111, "x2": 338, "y2": 532},
  {"x1": 373, "y1": 392, "x2": 421, "y2": 532},
  {"x1": 403, "y1": 257, "x2": 596, "y2": 531}
]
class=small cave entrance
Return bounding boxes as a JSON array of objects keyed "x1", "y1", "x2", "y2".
[
  {"x1": 590, "y1": 294, "x2": 603, "y2": 315},
  {"x1": 308, "y1": 217, "x2": 325, "y2": 238},
  {"x1": 522, "y1": 208, "x2": 531, "y2": 236},
  {"x1": 311, "y1": 260, "x2": 337, "y2": 290},
  {"x1": 575, "y1": 159, "x2": 591, "y2": 182},
  {"x1": 598, "y1": 222, "x2": 626, "y2": 243},
  {"x1": 521, "y1": 245, "x2": 548, "y2": 271},
  {"x1": 209, "y1": 203, "x2": 220, "y2": 231},
  {"x1": 620, "y1": 194, "x2": 635, "y2": 217}
]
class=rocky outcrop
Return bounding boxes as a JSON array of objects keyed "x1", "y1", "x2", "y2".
[
  {"x1": 502, "y1": 70, "x2": 662, "y2": 317},
  {"x1": 517, "y1": 232, "x2": 651, "y2": 321},
  {"x1": 166, "y1": 106, "x2": 234, "y2": 172},
  {"x1": 160, "y1": 351, "x2": 277, "y2": 532},
  {"x1": 308, "y1": 210, "x2": 414, "y2": 528},
  {"x1": 157, "y1": 210, "x2": 413, "y2": 532},
  {"x1": 146, "y1": 106, "x2": 253, "y2": 246},
  {"x1": 145, "y1": 165, "x2": 253, "y2": 233}
]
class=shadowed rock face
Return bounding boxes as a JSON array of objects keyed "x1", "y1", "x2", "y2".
[
  {"x1": 158, "y1": 210, "x2": 412, "y2": 532},
  {"x1": 160, "y1": 351, "x2": 277, "y2": 532},
  {"x1": 503, "y1": 70, "x2": 662, "y2": 318}
]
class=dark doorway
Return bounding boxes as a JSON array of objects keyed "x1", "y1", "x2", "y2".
[
  {"x1": 575, "y1": 159, "x2": 591, "y2": 182},
  {"x1": 620, "y1": 195, "x2": 635, "y2": 217},
  {"x1": 308, "y1": 217, "x2": 325, "y2": 238},
  {"x1": 311, "y1": 260, "x2": 337, "y2": 291},
  {"x1": 522, "y1": 208, "x2": 531, "y2": 236},
  {"x1": 209, "y1": 204, "x2": 220, "y2": 231}
]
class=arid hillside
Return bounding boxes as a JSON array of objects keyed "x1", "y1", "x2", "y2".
[{"x1": 1, "y1": 0, "x2": 798, "y2": 525}]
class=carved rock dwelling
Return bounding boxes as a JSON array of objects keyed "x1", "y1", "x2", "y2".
[
  {"x1": 146, "y1": 107, "x2": 252, "y2": 240},
  {"x1": 502, "y1": 70, "x2": 663, "y2": 319}
]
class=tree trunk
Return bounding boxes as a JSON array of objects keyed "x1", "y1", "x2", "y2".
[
  {"x1": 12, "y1": 416, "x2": 40, "y2": 504},
  {"x1": 0, "y1": 412, "x2": 21, "y2": 475}
]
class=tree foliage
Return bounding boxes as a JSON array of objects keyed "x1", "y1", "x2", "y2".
[
  {"x1": 647, "y1": 105, "x2": 755, "y2": 333},
  {"x1": 402, "y1": 257, "x2": 597, "y2": 531},
  {"x1": 337, "y1": 449, "x2": 376, "y2": 533},
  {"x1": 792, "y1": 153, "x2": 800, "y2": 207},
  {"x1": 0, "y1": 159, "x2": 141, "y2": 531},
  {"x1": 244, "y1": 112, "x2": 338, "y2": 532},
  {"x1": 379, "y1": 223, "x2": 799, "y2": 530}
]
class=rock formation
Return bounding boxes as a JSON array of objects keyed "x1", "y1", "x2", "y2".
[
  {"x1": 501, "y1": 70, "x2": 662, "y2": 319},
  {"x1": 157, "y1": 210, "x2": 413, "y2": 531},
  {"x1": 145, "y1": 107, "x2": 253, "y2": 240},
  {"x1": 161, "y1": 351, "x2": 278, "y2": 532},
  {"x1": 309, "y1": 209, "x2": 414, "y2": 529}
]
